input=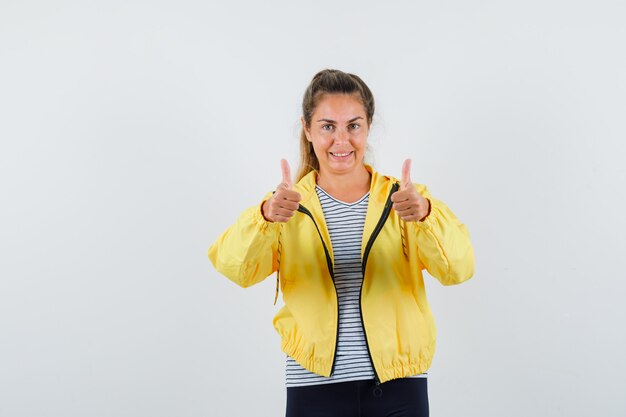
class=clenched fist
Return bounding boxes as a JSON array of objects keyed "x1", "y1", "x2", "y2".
[
  {"x1": 391, "y1": 159, "x2": 431, "y2": 222},
  {"x1": 262, "y1": 159, "x2": 302, "y2": 223}
]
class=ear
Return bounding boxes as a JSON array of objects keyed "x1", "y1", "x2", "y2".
[{"x1": 301, "y1": 116, "x2": 312, "y2": 142}]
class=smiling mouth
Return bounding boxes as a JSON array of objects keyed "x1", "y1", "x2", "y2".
[{"x1": 330, "y1": 151, "x2": 354, "y2": 157}]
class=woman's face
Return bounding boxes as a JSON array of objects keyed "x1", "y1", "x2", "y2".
[{"x1": 302, "y1": 93, "x2": 369, "y2": 178}]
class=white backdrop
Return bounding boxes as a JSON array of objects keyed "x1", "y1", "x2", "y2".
[{"x1": 1, "y1": 1, "x2": 625, "y2": 416}]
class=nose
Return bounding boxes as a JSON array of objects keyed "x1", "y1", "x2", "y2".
[{"x1": 334, "y1": 128, "x2": 350, "y2": 144}]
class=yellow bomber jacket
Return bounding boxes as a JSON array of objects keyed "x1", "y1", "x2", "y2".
[{"x1": 208, "y1": 164, "x2": 474, "y2": 383}]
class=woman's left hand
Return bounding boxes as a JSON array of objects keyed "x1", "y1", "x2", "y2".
[{"x1": 391, "y1": 159, "x2": 431, "y2": 222}]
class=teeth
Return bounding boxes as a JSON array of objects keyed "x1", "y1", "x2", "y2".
[{"x1": 332, "y1": 152, "x2": 351, "y2": 157}]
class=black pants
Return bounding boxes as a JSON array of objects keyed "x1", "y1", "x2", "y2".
[{"x1": 285, "y1": 377, "x2": 429, "y2": 417}]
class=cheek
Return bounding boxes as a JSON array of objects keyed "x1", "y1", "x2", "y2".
[
  {"x1": 312, "y1": 135, "x2": 333, "y2": 150},
  {"x1": 352, "y1": 134, "x2": 368, "y2": 150},
  {"x1": 308, "y1": 140, "x2": 326, "y2": 159}
]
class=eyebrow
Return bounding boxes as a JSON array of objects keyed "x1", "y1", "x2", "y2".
[{"x1": 316, "y1": 116, "x2": 364, "y2": 124}]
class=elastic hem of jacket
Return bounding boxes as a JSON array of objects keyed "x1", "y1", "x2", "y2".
[
  {"x1": 376, "y1": 360, "x2": 434, "y2": 383},
  {"x1": 280, "y1": 338, "x2": 334, "y2": 377}
]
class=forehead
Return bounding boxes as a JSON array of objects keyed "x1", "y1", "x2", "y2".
[{"x1": 313, "y1": 93, "x2": 366, "y2": 120}]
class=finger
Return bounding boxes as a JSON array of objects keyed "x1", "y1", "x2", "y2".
[
  {"x1": 396, "y1": 208, "x2": 422, "y2": 222},
  {"x1": 281, "y1": 159, "x2": 292, "y2": 189},
  {"x1": 391, "y1": 188, "x2": 411, "y2": 203},
  {"x1": 279, "y1": 189, "x2": 301, "y2": 203},
  {"x1": 401, "y1": 213, "x2": 422, "y2": 222},
  {"x1": 393, "y1": 200, "x2": 414, "y2": 212},
  {"x1": 401, "y1": 158, "x2": 412, "y2": 189},
  {"x1": 274, "y1": 198, "x2": 300, "y2": 212},
  {"x1": 272, "y1": 209, "x2": 296, "y2": 222}
]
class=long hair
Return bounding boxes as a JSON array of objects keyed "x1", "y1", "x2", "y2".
[{"x1": 296, "y1": 69, "x2": 375, "y2": 182}]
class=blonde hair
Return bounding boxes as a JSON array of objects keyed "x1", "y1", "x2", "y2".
[{"x1": 296, "y1": 69, "x2": 375, "y2": 182}]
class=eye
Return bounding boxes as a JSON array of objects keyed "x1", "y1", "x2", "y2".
[
  {"x1": 349, "y1": 123, "x2": 360, "y2": 130},
  {"x1": 322, "y1": 124, "x2": 334, "y2": 131}
]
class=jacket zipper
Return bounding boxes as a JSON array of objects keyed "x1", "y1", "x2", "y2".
[
  {"x1": 296, "y1": 181, "x2": 399, "y2": 385},
  {"x1": 360, "y1": 182, "x2": 400, "y2": 388},
  {"x1": 296, "y1": 205, "x2": 338, "y2": 376}
]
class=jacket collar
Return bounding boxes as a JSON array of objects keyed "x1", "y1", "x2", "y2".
[
  {"x1": 294, "y1": 163, "x2": 398, "y2": 205},
  {"x1": 293, "y1": 164, "x2": 400, "y2": 263}
]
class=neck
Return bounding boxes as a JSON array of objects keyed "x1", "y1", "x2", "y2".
[{"x1": 316, "y1": 165, "x2": 371, "y2": 195}]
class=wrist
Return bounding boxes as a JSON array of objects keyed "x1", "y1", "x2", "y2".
[
  {"x1": 261, "y1": 199, "x2": 273, "y2": 222},
  {"x1": 419, "y1": 198, "x2": 431, "y2": 222}
]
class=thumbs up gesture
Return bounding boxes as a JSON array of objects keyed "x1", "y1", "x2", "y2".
[
  {"x1": 262, "y1": 159, "x2": 302, "y2": 223},
  {"x1": 391, "y1": 159, "x2": 431, "y2": 222}
]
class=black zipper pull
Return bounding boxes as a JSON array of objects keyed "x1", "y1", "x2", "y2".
[{"x1": 372, "y1": 377, "x2": 383, "y2": 398}]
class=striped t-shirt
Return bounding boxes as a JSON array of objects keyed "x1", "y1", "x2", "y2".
[{"x1": 285, "y1": 185, "x2": 427, "y2": 387}]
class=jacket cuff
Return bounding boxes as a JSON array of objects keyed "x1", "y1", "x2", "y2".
[
  {"x1": 415, "y1": 198, "x2": 437, "y2": 230},
  {"x1": 253, "y1": 192, "x2": 278, "y2": 231}
]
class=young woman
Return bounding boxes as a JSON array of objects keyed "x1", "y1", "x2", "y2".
[{"x1": 208, "y1": 69, "x2": 474, "y2": 417}]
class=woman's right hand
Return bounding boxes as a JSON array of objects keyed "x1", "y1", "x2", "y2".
[{"x1": 262, "y1": 159, "x2": 302, "y2": 223}]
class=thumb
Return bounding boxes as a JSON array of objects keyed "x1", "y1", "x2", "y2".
[
  {"x1": 280, "y1": 158, "x2": 292, "y2": 189},
  {"x1": 401, "y1": 158, "x2": 412, "y2": 189}
]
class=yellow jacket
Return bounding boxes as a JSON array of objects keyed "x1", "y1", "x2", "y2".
[{"x1": 208, "y1": 164, "x2": 474, "y2": 383}]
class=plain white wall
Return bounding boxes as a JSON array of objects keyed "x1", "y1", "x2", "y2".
[{"x1": 1, "y1": 1, "x2": 625, "y2": 416}]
